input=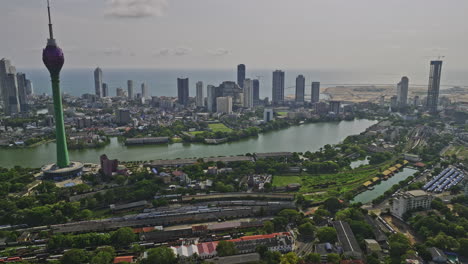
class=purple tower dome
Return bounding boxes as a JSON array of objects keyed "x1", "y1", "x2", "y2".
[{"x1": 43, "y1": 43, "x2": 64, "y2": 76}]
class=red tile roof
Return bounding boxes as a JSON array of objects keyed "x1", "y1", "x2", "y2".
[
  {"x1": 229, "y1": 232, "x2": 290, "y2": 242},
  {"x1": 114, "y1": 256, "x2": 134, "y2": 263}
]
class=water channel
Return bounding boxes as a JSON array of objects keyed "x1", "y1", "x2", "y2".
[{"x1": 351, "y1": 167, "x2": 418, "y2": 204}]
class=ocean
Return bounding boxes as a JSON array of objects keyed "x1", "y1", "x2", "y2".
[{"x1": 24, "y1": 68, "x2": 468, "y2": 98}]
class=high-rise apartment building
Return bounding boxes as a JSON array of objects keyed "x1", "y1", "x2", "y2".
[
  {"x1": 0, "y1": 59, "x2": 20, "y2": 115},
  {"x1": 329, "y1": 101, "x2": 341, "y2": 114},
  {"x1": 25, "y1": 79, "x2": 33, "y2": 96},
  {"x1": 94, "y1": 67, "x2": 103, "y2": 98},
  {"x1": 196, "y1": 81, "x2": 204, "y2": 107},
  {"x1": 141, "y1": 82, "x2": 149, "y2": 99},
  {"x1": 426, "y1": 60, "x2": 443, "y2": 114},
  {"x1": 237, "y1": 64, "x2": 246, "y2": 88},
  {"x1": 272, "y1": 70, "x2": 285, "y2": 104},
  {"x1": 177, "y1": 78, "x2": 189, "y2": 106},
  {"x1": 311, "y1": 82, "x2": 320, "y2": 103},
  {"x1": 397, "y1": 76, "x2": 409, "y2": 108},
  {"x1": 295, "y1": 75, "x2": 305, "y2": 103},
  {"x1": 16, "y1": 73, "x2": 29, "y2": 112},
  {"x1": 253, "y1": 79, "x2": 260, "y2": 106},
  {"x1": 243, "y1": 79, "x2": 254, "y2": 109},
  {"x1": 102, "y1": 83, "x2": 108, "y2": 97},
  {"x1": 216, "y1": 96, "x2": 233, "y2": 114},
  {"x1": 127, "y1": 80, "x2": 134, "y2": 99},
  {"x1": 116, "y1": 109, "x2": 132, "y2": 125},
  {"x1": 116, "y1": 87, "x2": 125, "y2": 97},
  {"x1": 207, "y1": 85, "x2": 217, "y2": 112}
]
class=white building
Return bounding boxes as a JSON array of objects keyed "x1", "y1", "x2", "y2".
[
  {"x1": 216, "y1": 96, "x2": 232, "y2": 114},
  {"x1": 263, "y1": 108, "x2": 274, "y2": 122},
  {"x1": 196, "y1": 81, "x2": 204, "y2": 107},
  {"x1": 243, "y1": 79, "x2": 254, "y2": 109},
  {"x1": 391, "y1": 190, "x2": 433, "y2": 218}
]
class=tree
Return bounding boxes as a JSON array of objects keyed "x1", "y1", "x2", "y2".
[
  {"x1": 216, "y1": 240, "x2": 238, "y2": 257},
  {"x1": 263, "y1": 221, "x2": 274, "y2": 234},
  {"x1": 458, "y1": 238, "x2": 468, "y2": 257},
  {"x1": 366, "y1": 254, "x2": 380, "y2": 264},
  {"x1": 389, "y1": 233, "x2": 411, "y2": 264},
  {"x1": 90, "y1": 251, "x2": 113, "y2": 264},
  {"x1": 61, "y1": 249, "x2": 89, "y2": 264},
  {"x1": 110, "y1": 227, "x2": 137, "y2": 248},
  {"x1": 317, "y1": 227, "x2": 337, "y2": 243},
  {"x1": 304, "y1": 253, "x2": 321, "y2": 263},
  {"x1": 323, "y1": 197, "x2": 342, "y2": 213},
  {"x1": 280, "y1": 252, "x2": 299, "y2": 264},
  {"x1": 298, "y1": 222, "x2": 315, "y2": 240},
  {"x1": 142, "y1": 247, "x2": 177, "y2": 264},
  {"x1": 327, "y1": 253, "x2": 341, "y2": 264}
]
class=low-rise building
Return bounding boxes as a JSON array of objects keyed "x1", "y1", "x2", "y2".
[{"x1": 332, "y1": 221, "x2": 363, "y2": 259}]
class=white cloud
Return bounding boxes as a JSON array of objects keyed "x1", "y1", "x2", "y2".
[
  {"x1": 105, "y1": 0, "x2": 169, "y2": 18},
  {"x1": 154, "y1": 48, "x2": 170, "y2": 57},
  {"x1": 207, "y1": 48, "x2": 230, "y2": 56},
  {"x1": 173, "y1": 47, "x2": 192, "y2": 56},
  {"x1": 154, "y1": 47, "x2": 192, "y2": 57},
  {"x1": 103, "y1": 47, "x2": 123, "y2": 56}
]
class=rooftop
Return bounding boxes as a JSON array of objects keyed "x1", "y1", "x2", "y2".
[
  {"x1": 407, "y1": 190, "x2": 428, "y2": 197},
  {"x1": 113, "y1": 256, "x2": 133, "y2": 263}
]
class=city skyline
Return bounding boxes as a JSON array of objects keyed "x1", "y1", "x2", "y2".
[{"x1": 1, "y1": 0, "x2": 467, "y2": 74}]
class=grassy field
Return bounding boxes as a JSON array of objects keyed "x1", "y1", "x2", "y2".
[
  {"x1": 444, "y1": 145, "x2": 468, "y2": 160},
  {"x1": 272, "y1": 163, "x2": 390, "y2": 202},
  {"x1": 189, "y1": 131, "x2": 205, "y2": 135},
  {"x1": 208, "y1": 123, "x2": 233, "y2": 133},
  {"x1": 272, "y1": 176, "x2": 302, "y2": 187},
  {"x1": 277, "y1": 111, "x2": 288, "y2": 116}
]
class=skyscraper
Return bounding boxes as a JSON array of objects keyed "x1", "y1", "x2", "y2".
[
  {"x1": 177, "y1": 78, "x2": 189, "y2": 106},
  {"x1": 196, "y1": 81, "x2": 204, "y2": 107},
  {"x1": 397, "y1": 76, "x2": 409, "y2": 108},
  {"x1": 102, "y1": 83, "x2": 108, "y2": 97},
  {"x1": 427, "y1": 60, "x2": 443, "y2": 114},
  {"x1": 127, "y1": 80, "x2": 134, "y2": 99},
  {"x1": 0, "y1": 59, "x2": 20, "y2": 115},
  {"x1": 42, "y1": 0, "x2": 69, "y2": 168},
  {"x1": 253, "y1": 79, "x2": 260, "y2": 106},
  {"x1": 207, "y1": 85, "x2": 217, "y2": 112},
  {"x1": 311, "y1": 82, "x2": 320, "y2": 103},
  {"x1": 94, "y1": 67, "x2": 102, "y2": 98},
  {"x1": 141, "y1": 82, "x2": 149, "y2": 98},
  {"x1": 243, "y1": 79, "x2": 254, "y2": 109},
  {"x1": 295, "y1": 75, "x2": 305, "y2": 103},
  {"x1": 25, "y1": 79, "x2": 33, "y2": 96},
  {"x1": 16, "y1": 73, "x2": 29, "y2": 112},
  {"x1": 237, "y1": 64, "x2": 246, "y2": 88},
  {"x1": 272, "y1": 70, "x2": 285, "y2": 104}
]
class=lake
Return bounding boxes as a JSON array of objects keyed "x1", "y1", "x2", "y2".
[{"x1": 0, "y1": 119, "x2": 377, "y2": 168}]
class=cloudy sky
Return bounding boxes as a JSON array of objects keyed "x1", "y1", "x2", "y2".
[{"x1": 1, "y1": 0, "x2": 468, "y2": 73}]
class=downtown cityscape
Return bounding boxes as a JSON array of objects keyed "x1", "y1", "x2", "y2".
[{"x1": 1, "y1": 1, "x2": 468, "y2": 264}]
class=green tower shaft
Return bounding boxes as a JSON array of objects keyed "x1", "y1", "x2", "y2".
[{"x1": 51, "y1": 74, "x2": 70, "y2": 168}]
